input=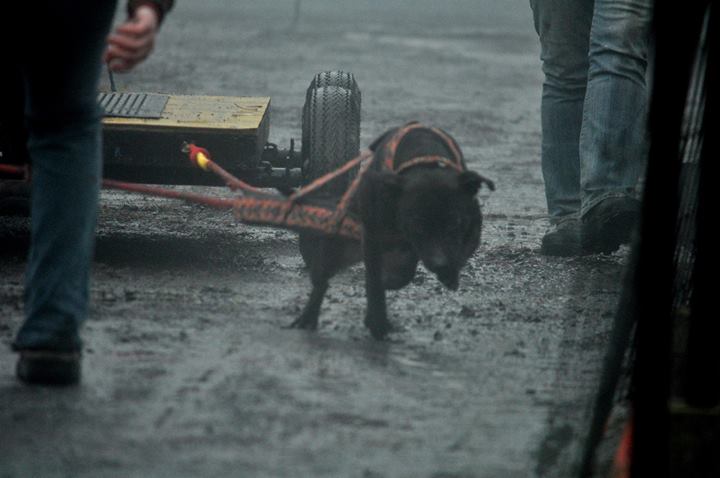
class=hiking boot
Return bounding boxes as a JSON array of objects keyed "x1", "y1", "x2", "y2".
[
  {"x1": 16, "y1": 350, "x2": 81, "y2": 386},
  {"x1": 540, "y1": 218, "x2": 582, "y2": 256},
  {"x1": 581, "y1": 197, "x2": 640, "y2": 254}
]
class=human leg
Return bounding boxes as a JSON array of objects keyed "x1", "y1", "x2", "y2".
[
  {"x1": 580, "y1": 0, "x2": 653, "y2": 252},
  {"x1": 530, "y1": 0, "x2": 594, "y2": 255},
  {"x1": 530, "y1": 0, "x2": 594, "y2": 221},
  {"x1": 11, "y1": 1, "x2": 117, "y2": 384}
]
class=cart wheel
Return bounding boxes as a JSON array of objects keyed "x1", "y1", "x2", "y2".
[
  {"x1": 302, "y1": 71, "x2": 361, "y2": 186},
  {"x1": 302, "y1": 72, "x2": 360, "y2": 154},
  {"x1": 301, "y1": 84, "x2": 361, "y2": 194},
  {"x1": 306, "y1": 71, "x2": 360, "y2": 103},
  {"x1": 299, "y1": 75, "x2": 361, "y2": 267}
]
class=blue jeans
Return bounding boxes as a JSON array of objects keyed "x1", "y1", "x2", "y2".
[
  {"x1": 10, "y1": 2, "x2": 117, "y2": 352},
  {"x1": 530, "y1": 0, "x2": 652, "y2": 222}
]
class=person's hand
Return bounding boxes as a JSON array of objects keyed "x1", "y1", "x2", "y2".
[{"x1": 104, "y1": 5, "x2": 160, "y2": 73}]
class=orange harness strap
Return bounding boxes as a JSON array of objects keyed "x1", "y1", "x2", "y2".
[
  {"x1": 380, "y1": 123, "x2": 464, "y2": 172},
  {"x1": 2, "y1": 123, "x2": 465, "y2": 242},
  {"x1": 181, "y1": 143, "x2": 369, "y2": 240},
  {"x1": 394, "y1": 155, "x2": 463, "y2": 174},
  {"x1": 321, "y1": 123, "x2": 466, "y2": 236}
]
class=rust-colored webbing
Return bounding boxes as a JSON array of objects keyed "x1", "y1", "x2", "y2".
[
  {"x1": 428, "y1": 126, "x2": 464, "y2": 167},
  {"x1": 183, "y1": 143, "x2": 365, "y2": 240},
  {"x1": 232, "y1": 195, "x2": 362, "y2": 240},
  {"x1": 381, "y1": 122, "x2": 426, "y2": 171},
  {"x1": 287, "y1": 148, "x2": 373, "y2": 203},
  {"x1": 379, "y1": 123, "x2": 465, "y2": 172},
  {"x1": 393, "y1": 155, "x2": 463, "y2": 174},
  {"x1": 325, "y1": 151, "x2": 374, "y2": 234}
]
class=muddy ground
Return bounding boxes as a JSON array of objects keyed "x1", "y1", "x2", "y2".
[{"x1": 1, "y1": 2, "x2": 629, "y2": 477}]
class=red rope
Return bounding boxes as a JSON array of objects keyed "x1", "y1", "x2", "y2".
[
  {"x1": 186, "y1": 144, "x2": 267, "y2": 195},
  {"x1": 0, "y1": 164, "x2": 28, "y2": 178},
  {"x1": 611, "y1": 417, "x2": 633, "y2": 478},
  {"x1": 102, "y1": 179, "x2": 237, "y2": 210}
]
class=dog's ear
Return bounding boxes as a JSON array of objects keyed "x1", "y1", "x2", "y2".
[{"x1": 459, "y1": 170, "x2": 495, "y2": 195}]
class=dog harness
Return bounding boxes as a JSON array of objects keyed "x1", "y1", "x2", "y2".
[
  {"x1": 1, "y1": 123, "x2": 466, "y2": 242},
  {"x1": 223, "y1": 122, "x2": 467, "y2": 240}
]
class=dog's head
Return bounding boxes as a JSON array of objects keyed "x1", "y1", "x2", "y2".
[{"x1": 368, "y1": 167, "x2": 494, "y2": 290}]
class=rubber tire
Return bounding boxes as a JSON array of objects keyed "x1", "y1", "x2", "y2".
[
  {"x1": 301, "y1": 85, "x2": 361, "y2": 195},
  {"x1": 299, "y1": 79, "x2": 361, "y2": 267},
  {"x1": 301, "y1": 71, "x2": 361, "y2": 188},
  {"x1": 303, "y1": 72, "x2": 360, "y2": 146},
  {"x1": 306, "y1": 71, "x2": 360, "y2": 103}
]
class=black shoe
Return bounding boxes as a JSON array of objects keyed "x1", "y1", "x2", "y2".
[
  {"x1": 581, "y1": 197, "x2": 640, "y2": 254},
  {"x1": 540, "y1": 218, "x2": 582, "y2": 256},
  {"x1": 16, "y1": 350, "x2": 81, "y2": 386}
]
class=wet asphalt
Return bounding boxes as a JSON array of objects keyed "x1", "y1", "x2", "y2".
[{"x1": 0, "y1": 1, "x2": 629, "y2": 477}]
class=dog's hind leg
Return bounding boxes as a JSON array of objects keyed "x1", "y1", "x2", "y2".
[
  {"x1": 289, "y1": 279, "x2": 328, "y2": 330},
  {"x1": 363, "y1": 236, "x2": 393, "y2": 340}
]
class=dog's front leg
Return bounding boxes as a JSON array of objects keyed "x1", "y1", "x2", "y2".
[{"x1": 363, "y1": 234, "x2": 392, "y2": 340}]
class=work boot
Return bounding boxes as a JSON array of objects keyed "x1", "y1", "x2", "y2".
[
  {"x1": 581, "y1": 196, "x2": 641, "y2": 254},
  {"x1": 15, "y1": 350, "x2": 81, "y2": 386},
  {"x1": 540, "y1": 218, "x2": 582, "y2": 256}
]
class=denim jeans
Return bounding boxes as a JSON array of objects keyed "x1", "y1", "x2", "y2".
[
  {"x1": 530, "y1": 0, "x2": 652, "y2": 222},
  {"x1": 10, "y1": 1, "x2": 117, "y2": 352}
]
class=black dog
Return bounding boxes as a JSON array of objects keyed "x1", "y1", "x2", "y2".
[{"x1": 291, "y1": 123, "x2": 494, "y2": 339}]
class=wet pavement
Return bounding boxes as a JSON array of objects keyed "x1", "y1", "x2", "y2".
[{"x1": 1, "y1": 1, "x2": 629, "y2": 476}]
